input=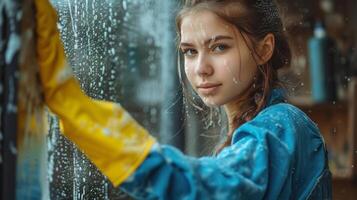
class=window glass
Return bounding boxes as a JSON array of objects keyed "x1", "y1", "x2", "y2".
[{"x1": 48, "y1": 0, "x2": 180, "y2": 198}]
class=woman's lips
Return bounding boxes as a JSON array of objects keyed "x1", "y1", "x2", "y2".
[{"x1": 197, "y1": 83, "x2": 222, "y2": 95}]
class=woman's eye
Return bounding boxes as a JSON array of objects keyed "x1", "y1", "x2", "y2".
[
  {"x1": 182, "y1": 49, "x2": 197, "y2": 57},
  {"x1": 212, "y1": 44, "x2": 229, "y2": 52}
]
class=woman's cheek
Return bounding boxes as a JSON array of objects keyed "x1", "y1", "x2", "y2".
[{"x1": 184, "y1": 63, "x2": 193, "y2": 79}]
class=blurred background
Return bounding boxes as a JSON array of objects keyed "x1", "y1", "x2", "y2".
[{"x1": 1, "y1": 0, "x2": 356, "y2": 199}]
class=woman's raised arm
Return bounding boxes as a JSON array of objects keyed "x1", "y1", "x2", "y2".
[{"x1": 34, "y1": 0, "x2": 156, "y2": 186}]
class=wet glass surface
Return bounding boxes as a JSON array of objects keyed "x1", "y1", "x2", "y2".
[{"x1": 48, "y1": 0, "x2": 179, "y2": 199}]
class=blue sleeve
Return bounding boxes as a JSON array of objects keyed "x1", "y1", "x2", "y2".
[
  {"x1": 121, "y1": 140, "x2": 269, "y2": 200},
  {"x1": 119, "y1": 104, "x2": 312, "y2": 199}
]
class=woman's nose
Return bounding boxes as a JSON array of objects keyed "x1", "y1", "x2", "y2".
[{"x1": 195, "y1": 54, "x2": 213, "y2": 76}]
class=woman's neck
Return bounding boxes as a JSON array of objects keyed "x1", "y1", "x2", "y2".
[
  {"x1": 223, "y1": 100, "x2": 243, "y2": 133},
  {"x1": 223, "y1": 85, "x2": 255, "y2": 133}
]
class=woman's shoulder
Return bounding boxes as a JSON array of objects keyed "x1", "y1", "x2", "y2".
[
  {"x1": 258, "y1": 102, "x2": 317, "y2": 129},
  {"x1": 232, "y1": 102, "x2": 321, "y2": 146},
  {"x1": 261, "y1": 102, "x2": 304, "y2": 116}
]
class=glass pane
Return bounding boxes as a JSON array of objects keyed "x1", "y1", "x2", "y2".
[{"x1": 48, "y1": 0, "x2": 180, "y2": 199}]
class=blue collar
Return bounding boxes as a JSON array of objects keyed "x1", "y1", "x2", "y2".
[{"x1": 266, "y1": 88, "x2": 287, "y2": 107}]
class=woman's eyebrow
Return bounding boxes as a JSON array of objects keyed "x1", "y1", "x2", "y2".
[{"x1": 180, "y1": 35, "x2": 233, "y2": 47}]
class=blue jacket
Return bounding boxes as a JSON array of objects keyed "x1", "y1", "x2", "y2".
[{"x1": 121, "y1": 89, "x2": 332, "y2": 199}]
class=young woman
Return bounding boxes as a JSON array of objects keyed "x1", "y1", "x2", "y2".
[{"x1": 35, "y1": 0, "x2": 332, "y2": 199}]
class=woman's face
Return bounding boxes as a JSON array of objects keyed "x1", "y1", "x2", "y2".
[{"x1": 180, "y1": 10, "x2": 258, "y2": 107}]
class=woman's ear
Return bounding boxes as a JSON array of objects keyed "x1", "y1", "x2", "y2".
[{"x1": 256, "y1": 33, "x2": 275, "y2": 65}]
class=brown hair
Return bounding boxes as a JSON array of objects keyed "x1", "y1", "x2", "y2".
[{"x1": 176, "y1": 0, "x2": 291, "y2": 154}]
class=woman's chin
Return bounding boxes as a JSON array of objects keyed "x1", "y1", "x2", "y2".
[{"x1": 201, "y1": 96, "x2": 223, "y2": 107}]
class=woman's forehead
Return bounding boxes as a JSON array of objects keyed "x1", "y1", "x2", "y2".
[{"x1": 180, "y1": 10, "x2": 237, "y2": 44}]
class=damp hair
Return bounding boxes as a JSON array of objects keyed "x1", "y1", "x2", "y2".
[{"x1": 175, "y1": 0, "x2": 292, "y2": 155}]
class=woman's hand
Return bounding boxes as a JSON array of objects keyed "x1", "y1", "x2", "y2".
[{"x1": 34, "y1": 0, "x2": 156, "y2": 186}]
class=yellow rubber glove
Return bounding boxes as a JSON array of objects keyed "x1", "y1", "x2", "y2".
[{"x1": 34, "y1": 0, "x2": 156, "y2": 186}]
